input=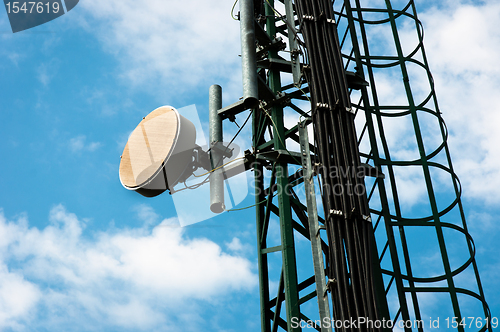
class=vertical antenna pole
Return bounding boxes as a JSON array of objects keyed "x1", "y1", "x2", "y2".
[
  {"x1": 284, "y1": 0, "x2": 301, "y2": 85},
  {"x1": 264, "y1": 1, "x2": 301, "y2": 330},
  {"x1": 299, "y1": 122, "x2": 333, "y2": 332},
  {"x1": 240, "y1": 0, "x2": 259, "y2": 108},
  {"x1": 209, "y1": 84, "x2": 225, "y2": 213}
]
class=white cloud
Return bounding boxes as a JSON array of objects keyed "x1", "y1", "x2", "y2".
[
  {"x1": 69, "y1": 135, "x2": 102, "y2": 152},
  {"x1": 349, "y1": 0, "x2": 500, "y2": 206},
  {"x1": 37, "y1": 61, "x2": 59, "y2": 87},
  {"x1": 0, "y1": 264, "x2": 41, "y2": 330},
  {"x1": 79, "y1": 0, "x2": 242, "y2": 101},
  {"x1": 225, "y1": 237, "x2": 253, "y2": 256},
  {"x1": 0, "y1": 205, "x2": 257, "y2": 331},
  {"x1": 133, "y1": 204, "x2": 160, "y2": 227},
  {"x1": 418, "y1": 1, "x2": 500, "y2": 204},
  {"x1": 7, "y1": 52, "x2": 23, "y2": 66}
]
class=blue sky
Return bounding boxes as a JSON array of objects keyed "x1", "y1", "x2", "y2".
[{"x1": 0, "y1": 0, "x2": 499, "y2": 331}]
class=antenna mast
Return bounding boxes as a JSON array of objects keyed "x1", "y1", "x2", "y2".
[
  {"x1": 231, "y1": 0, "x2": 492, "y2": 331},
  {"x1": 120, "y1": 1, "x2": 493, "y2": 330}
]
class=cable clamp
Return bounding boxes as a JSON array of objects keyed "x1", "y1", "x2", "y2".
[
  {"x1": 313, "y1": 162, "x2": 322, "y2": 174},
  {"x1": 329, "y1": 209, "x2": 343, "y2": 217},
  {"x1": 317, "y1": 224, "x2": 326, "y2": 237},
  {"x1": 326, "y1": 278, "x2": 337, "y2": 291},
  {"x1": 316, "y1": 102, "x2": 330, "y2": 110},
  {"x1": 301, "y1": 15, "x2": 335, "y2": 24}
]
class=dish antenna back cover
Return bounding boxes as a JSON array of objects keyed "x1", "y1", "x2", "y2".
[{"x1": 119, "y1": 106, "x2": 196, "y2": 197}]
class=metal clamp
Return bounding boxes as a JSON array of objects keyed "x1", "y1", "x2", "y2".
[
  {"x1": 326, "y1": 278, "x2": 337, "y2": 291},
  {"x1": 329, "y1": 209, "x2": 343, "y2": 217}
]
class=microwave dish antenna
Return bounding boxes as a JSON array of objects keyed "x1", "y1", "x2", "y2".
[{"x1": 119, "y1": 106, "x2": 197, "y2": 197}]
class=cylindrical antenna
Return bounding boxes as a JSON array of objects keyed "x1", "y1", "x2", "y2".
[
  {"x1": 209, "y1": 84, "x2": 225, "y2": 213},
  {"x1": 240, "y1": 0, "x2": 259, "y2": 108}
]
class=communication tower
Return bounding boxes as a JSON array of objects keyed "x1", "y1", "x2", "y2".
[{"x1": 119, "y1": 0, "x2": 492, "y2": 331}]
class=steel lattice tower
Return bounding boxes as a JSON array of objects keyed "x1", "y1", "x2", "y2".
[{"x1": 215, "y1": 0, "x2": 492, "y2": 331}]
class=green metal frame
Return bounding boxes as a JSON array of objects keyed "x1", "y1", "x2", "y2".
[
  {"x1": 251, "y1": 1, "x2": 334, "y2": 330},
  {"x1": 234, "y1": 0, "x2": 491, "y2": 331},
  {"x1": 248, "y1": 0, "x2": 393, "y2": 330},
  {"x1": 333, "y1": 0, "x2": 491, "y2": 330}
]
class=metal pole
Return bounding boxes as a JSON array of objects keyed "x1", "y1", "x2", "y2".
[
  {"x1": 264, "y1": 1, "x2": 301, "y2": 330},
  {"x1": 209, "y1": 84, "x2": 224, "y2": 213},
  {"x1": 299, "y1": 122, "x2": 332, "y2": 332},
  {"x1": 239, "y1": 0, "x2": 259, "y2": 108},
  {"x1": 284, "y1": 0, "x2": 301, "y2": 85}
]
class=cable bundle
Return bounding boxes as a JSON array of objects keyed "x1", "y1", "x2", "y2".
[{"x1": 295, "y1": 0, "x2": 385, "y2": 330}]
